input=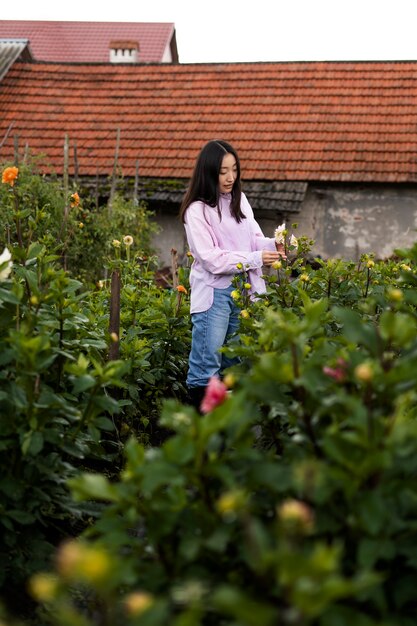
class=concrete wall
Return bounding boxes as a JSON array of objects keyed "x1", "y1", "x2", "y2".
[
  {"x1": 150, "y1": 184, "x2": 417, "y2": 267},
  {"x1": 296, "y1": 184, "x2": 417, "y2": 260}
]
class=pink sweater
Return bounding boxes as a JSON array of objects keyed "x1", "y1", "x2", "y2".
[{"x1": 184, "y1": 192, "x2": 276, "y2": 313}]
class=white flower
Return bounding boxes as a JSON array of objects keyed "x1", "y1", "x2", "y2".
[
  {"x1": 274, "y1": 223, "x2": 286, "y2": 245},
  {"x1": 0, "y1": 247, "x2": 12, "y2": 280},
  {"x1": 289, "y1": 234, "x2": 298, "y2": 250},
  {"x1": 123, "y1": 235, "x2": 134, "y2": 247}
]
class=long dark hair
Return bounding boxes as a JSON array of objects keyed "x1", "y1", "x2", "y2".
[{"x1": 179, "y1": 139, "x2": 245, "y2": 223}]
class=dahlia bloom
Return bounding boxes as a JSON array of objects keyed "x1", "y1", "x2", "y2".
[
  {"x1": 200, "y1": 376, "x2": 228, "y2": 414},
  {"x1": 1, "y1": 166, "x2": 18, "y2": 187}
]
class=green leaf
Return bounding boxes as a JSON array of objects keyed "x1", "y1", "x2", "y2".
[
  {"x1": 68, "y1": 473, "x2": 120, "y2": 502},
  {"x1": 21, "y1": 430, "x2": 44, "y2": 456},
  {"x1": 71, "y1": 374, "x2": 96, "y2": 393},
  {"x1": 332, "y1": 307, "x2": 379, "y2": 354},
  {"x1": 7, "y1": 509, "x2": 36, "y2": 524}
]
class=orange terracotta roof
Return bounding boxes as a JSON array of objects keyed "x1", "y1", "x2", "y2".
[
  {"x1": 0, "y1": 21, "x2": 176, "y2": 63},
  {"x1": 0, "y1": 60, "x2": 417, "y2": 183}
]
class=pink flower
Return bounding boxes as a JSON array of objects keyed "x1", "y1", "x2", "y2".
[
  {"x1": 323, "y1": 365, "x2": 346, "y2": 383},
  {"x1": 200, "y1": 377, "x2": 228, "y2": 414}
]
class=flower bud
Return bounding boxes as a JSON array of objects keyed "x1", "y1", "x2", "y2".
[
  {"x1": 124, "y1": 591, "x2": 154, "y2": 616},
  {"x1": 354, "y1": 362, "x2": 373, "y2": 383},
  {"x1": 29, "y1": 573, "x2": 59, "y2": 602},
  {"x1": 387, "y1": 288, "x2": 403, "y2": 302},
  {"x1": 223, "y1": 373, "x2": 236, "y2": 388},
  {"x1": 277, "y1": 499, "x2": 314, "y2": 533}
]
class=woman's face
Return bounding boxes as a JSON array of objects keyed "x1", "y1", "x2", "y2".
[{"x1": 218, "y1": 152, "x2": 238, "y2": 194}]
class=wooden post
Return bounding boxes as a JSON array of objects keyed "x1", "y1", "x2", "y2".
[
  {"x1": 171, "y1": 248, "x2": 179, "y2": 289},
  {"x1": 13, "y1": 134, "x2": 19, "y2": 166},
  {"x1": 95, "y1": 166, "x2": 99, "y2": 211},
  {"x1": 23, "y1": 142, "x2": 29, "y2": 164},
  {"x1": 73, "y1": 140, "x2": 79, "y2": 185},
  {"x1": 63, "y1": 134, "x2": 69, "y2": 219},
  {"x1": 133, "y1": 159, "x2": 139, "y2": 206},
  {"x1": 108, "y1": 128, "x2": 120, "y2": 216},
  {"x1": 109, "y1": 269, "x2": 121, "y2": 360}
]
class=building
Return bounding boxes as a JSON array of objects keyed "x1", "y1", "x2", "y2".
[
  {"x1": 1, "y1": 42, "x2": 417, "y2": 264},
  {"x1": 0, "y1": 20, "x2": 179, "y2": 64}
]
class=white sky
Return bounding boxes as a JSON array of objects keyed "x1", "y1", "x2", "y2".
[{"x1": 2, "y1": 0, "x2": 417, "y2": 64}]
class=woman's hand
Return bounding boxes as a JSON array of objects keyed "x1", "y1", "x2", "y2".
[
  {"x1": 262, "y1": 249, "x2": 287, "y2": 265},
  {"x1": 275, "y1": 243, "x2": 287, "y2": 258}
]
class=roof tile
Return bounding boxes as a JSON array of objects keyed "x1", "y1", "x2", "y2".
[
  {"x1": 1, "y1": 60, "x2": 417, "y2": 183},
  {"x1": 0, "y1": 20, "x2": 175, "y2": 63}
]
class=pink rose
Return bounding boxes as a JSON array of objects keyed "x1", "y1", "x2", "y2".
[{"x1": 200, "y1": 377, "x2": 228, "y2": 414}]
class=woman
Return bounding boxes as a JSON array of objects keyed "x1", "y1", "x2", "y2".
[{"x1": 180, "y1": 139, "x2": 285, "y2": 409}]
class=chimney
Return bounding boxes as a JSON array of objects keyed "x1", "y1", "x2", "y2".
[{"x1": 109, "y1": 40, "x2": 139, "y2": 63}]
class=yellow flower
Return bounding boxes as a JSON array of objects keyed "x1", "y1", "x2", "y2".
[
  {"x1": 230, "y1": 290, "x2": 240, "y2": 300},
  {"x1": 78, "y1": 222, "x2": 84, "y2": 229},
  {"x1": 70, "y1": 192, "x2": 80, "y2": 207},
  {"x1": 2, "y1": 166, "x2": 18, "y2": 186},
  {"x1": 77, "y1": 547, "x2": 112, "y2": 583},
  {"x1": 236, "y1": 262, "x2": 243, "y2": 270},
  {"x1": 300, "y1": 273, "x2": 310, "y2": 282},
  {"x1": 243, "y1": 282, "x2": 251, "y2": 290},
  {"x1": 28, "y1": 573, "x2": 59, "y2": 602},
  {"x1": 112, "y1": 239, "x2": 121, "y2": 248},
  {"x1": 56, "y1": 541, "x2": 112, "y2": 583},
  {"x1": 30, "y1": 295, "x2": 39, "y2": 306},
  {"x1": 124, "y1": 591, "x2": 154, "y2": 616},
  {"x1": 367, "y1": 260, "x2": 375, "y2": 268},
  {"x1": 240, "y1": 309, "x2": 250, "y2": 318},
  {"x1": 401, "y1": 263, "x2": 411, "y2": 272},
  {"x1": 123, "y1": 235, "x2": 134, "y2": 246},
  {"x1": 272, "y1": 260, "x2": 282, "y2": 270}
]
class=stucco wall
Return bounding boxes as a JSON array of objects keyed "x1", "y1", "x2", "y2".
[{"x1": 296, "y1": 184, "x2": 417, "y2": 260}]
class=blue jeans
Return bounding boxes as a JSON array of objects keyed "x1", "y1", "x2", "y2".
[{"x1": 187, "y1": 285, "x2": 241, "y2": 388}]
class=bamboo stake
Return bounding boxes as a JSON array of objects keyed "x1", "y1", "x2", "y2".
[{"x1": 109, "y1": 269, "x2": 121, "y2": 360}]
